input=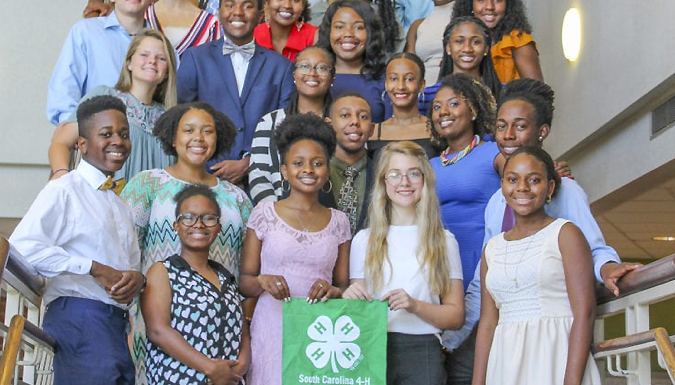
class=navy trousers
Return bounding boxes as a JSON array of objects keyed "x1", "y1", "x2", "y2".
[{"x1": 42, "y1": 297, "x2": 135, "y2": 385}]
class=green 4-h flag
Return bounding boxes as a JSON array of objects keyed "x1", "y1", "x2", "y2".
[{"x1": 282, "y1": 298, "x2": 388, "y2": 385}]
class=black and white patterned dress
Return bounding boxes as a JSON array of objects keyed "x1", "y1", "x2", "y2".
[{"x1": 146, "y1": 255, "x2": 243, "y2": 384}]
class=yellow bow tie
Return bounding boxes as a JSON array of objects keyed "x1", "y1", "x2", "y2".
[{"x1": 99, "y1": 176, "x2": 126, "y2": 195}]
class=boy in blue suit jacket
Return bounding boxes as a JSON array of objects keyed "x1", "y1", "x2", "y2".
[{"x1": 177, "y1": 0, "x2": 295, "y2": 184}]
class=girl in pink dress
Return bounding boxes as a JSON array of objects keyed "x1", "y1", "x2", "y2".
[{"x1": 240, "y1": 113, "x2": 351, "y2": 385}]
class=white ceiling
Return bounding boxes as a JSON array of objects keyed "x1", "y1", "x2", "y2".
[{"x1": 596, "y1": 177, "x2": 675, "y2": 261}]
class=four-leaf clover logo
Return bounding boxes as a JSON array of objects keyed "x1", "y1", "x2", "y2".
[{"x1": 305, "y1": 315, "x2": 361, "y2": 373}]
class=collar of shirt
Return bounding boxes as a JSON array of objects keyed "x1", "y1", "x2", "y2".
[
  {"x1": 330, "y1": 154, "x2": 368, "y2": 175},
  {"x1": 254, "y1": 23, "x2": 308, "y2": 52},
  {"x1": 103, "y1": 11, "x2": 121, "y2": 30},
  {"x1": 222, "y1": 35, "x2": 256, "y2": 60},
  {"x1": 168, "y1": 254, "x2": 234, "y2": 284},
  {"x1": 76, "y1": 160, "x2": 112, "y2": 191},
  {"x1": 104, "y1": 11, "x2": 150, "y2": 33}
]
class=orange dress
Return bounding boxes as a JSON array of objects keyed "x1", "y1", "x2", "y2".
[{"x1": 491, "y1": 30, "x2": 538, "y2": 85}]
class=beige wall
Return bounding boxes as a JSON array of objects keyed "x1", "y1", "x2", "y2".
[
  {"x1": 523, "y1": 0, "x2": 675, "y2": 203},
  {"x1": 0, "y1": 1, "x2": 83, "y2": 219}
]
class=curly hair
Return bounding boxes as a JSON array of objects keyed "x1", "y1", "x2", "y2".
[
  {"x1": 452, "y1": 0, "x2": 532, "y2": 44},
  {"x1": 153, "y1": 102, "x2": 236, "y2": 160},
  {"x1": 287, "y1": 46, "x2": 336, "y2": 118},
  {"x1": 77, "y1": 95, "x2": 127, "y2": 137},
  {"x1": 173, "y1": 184, "x2": 222, "y2": 218},
  {"x1": 503, "y1": 146, "x2": 560, "y2": 198},
  {"x1": 275, "y1": 113, "x2": 337, "y2": 162},
  {"x1": 438, "y1": 16, "x2": 501, "y2": 101},
  {"x1": 498, "y1": 78, "x2": 554, "y2": 127},
  {"x1": 428, "y1": 73, "x2": 497, "y2": 151},
  {"x1": 316, "y1": 0, "x2": 386, "y2": 78}
]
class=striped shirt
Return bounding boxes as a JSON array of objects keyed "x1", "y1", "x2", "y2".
[
  {"x1": 145, "y1": 4, "x2": 222, "y2": 60},
  {"x1": 248, "y1": 109, "x2": 288, "y2": 205}
]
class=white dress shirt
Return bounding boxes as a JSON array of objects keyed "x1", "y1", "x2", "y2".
[
  {"x1": 9, "y1": 160, "x2": 141, "y2": 308},
  {"x1": 224, "y1": 36, "x2": 254, "y2": 96}
]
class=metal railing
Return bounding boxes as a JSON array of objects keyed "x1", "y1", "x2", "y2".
[
  {"x1": 594, "y1": 255, "x2": 675, "y2": 385},
  {"x1": 0, "y1": 237, "x2": 54, "y2": 385}
]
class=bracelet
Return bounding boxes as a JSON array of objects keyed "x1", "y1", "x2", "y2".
[{"x1": 52, "y1": 168, "x2": 70, "y2": 176}]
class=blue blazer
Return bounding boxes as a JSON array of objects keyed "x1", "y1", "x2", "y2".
[{"x1": 177, "y1": 39, "x2": 296, "y2": 165}]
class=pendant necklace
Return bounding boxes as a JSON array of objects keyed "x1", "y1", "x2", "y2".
[{"x1": 503, "y1": 232, "x2": 535, "y2": 288}]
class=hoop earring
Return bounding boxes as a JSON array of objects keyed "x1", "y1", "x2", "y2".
[
  {"x1": 296, "y1": 16, "x2": 304, "y2": 32},
  {"x1": 321, "y1": 180, "x2": 333, "y2": 193},
  {"x1": 265, "y1": 6, "x2": 271, "y2": 27},
  {"x1": 282, "y1": 179, "x2": 291, "y2": 192},
  {"x1": 546, "y1": 196, "x2": 552, "y2": 203}
]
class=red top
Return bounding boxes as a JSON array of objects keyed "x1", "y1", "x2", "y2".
[{"x1": 253, "y1": 22, "x2": 318, "y2": 62}]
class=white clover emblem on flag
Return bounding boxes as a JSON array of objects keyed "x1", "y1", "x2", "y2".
[{"x1": 305, "y1": 315, "x2": 362, "y2": 373}]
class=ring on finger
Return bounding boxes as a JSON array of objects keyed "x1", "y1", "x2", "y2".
[
  {"x1": 318, "y1": 283, "x2": 324, "y2": 288},
  {"x1": 276, "y1": 281, "x2": 282, "y2": 286}
]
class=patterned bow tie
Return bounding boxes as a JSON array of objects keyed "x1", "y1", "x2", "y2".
[
  {"x1": 99, "y1": 176, "x2": 126, "y2": 195},
  {"x1": 222, "y1": 39, "x2": 255, "y2": 61}
]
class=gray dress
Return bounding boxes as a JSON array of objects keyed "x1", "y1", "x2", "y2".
[{"x1": 67, "y1": 85, "x2": 175, "y2": 181}]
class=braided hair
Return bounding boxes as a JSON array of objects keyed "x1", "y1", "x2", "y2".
[
  {"x1": 438, "y1": 16, "x2": 501, "y2": 101},
  {"x1": 286, "y1": 46, "x2": 336, "y2": 118},
  {"x1": 498, "y1": 78, "x2": 554, "y2": 127}
]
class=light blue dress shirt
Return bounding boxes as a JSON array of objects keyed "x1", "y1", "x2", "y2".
[
  {"x1": 46, "y1": 11, "x2": 135, "y2": 125},
  {"x1": 442, "y1": 177, "x2": 621, "y2": 351},
  {"x1": 394, "y1": 0, "x2": 434, "y2": 33}
]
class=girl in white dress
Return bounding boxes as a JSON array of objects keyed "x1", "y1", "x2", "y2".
[{"x1": 473, "y1": 147, "x2": 601, "y2": 385}]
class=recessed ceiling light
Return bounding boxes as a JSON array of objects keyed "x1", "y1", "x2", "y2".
[{"x1": 652, "y1": 236, "x2": 675, "y2": 242}]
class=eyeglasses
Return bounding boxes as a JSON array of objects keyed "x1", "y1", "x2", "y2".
[
  {"x1": 176, "y1": 213, "x2": 220, "y2": 227},
  {"x1": 295, "y1": 63, "x2": 333, "y2": 76},
  {"x1": 384, "y1": 170, "x2": 424, "y2": 185}
]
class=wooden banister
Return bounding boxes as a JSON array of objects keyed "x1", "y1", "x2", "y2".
[
  {"x1": 596, "y1": 254, "x2": 675, "y2": 304},
  {"x1": 0, "y1": 315, "x2": 26, "y2": 385},
  {"x1": 5, "y1": 252, "x2": 44, "y2": 298},
  {"x1": 0, "y1": 237, "x2": 8, "y2": 283}
]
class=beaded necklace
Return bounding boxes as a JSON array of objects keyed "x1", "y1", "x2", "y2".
[{"x1": 440, "y1": 135, "x2": 481, "y2": 166}]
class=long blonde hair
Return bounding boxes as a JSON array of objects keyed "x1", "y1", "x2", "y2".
[
  {"x1": 115, "y1": 29, "x2": 177, "y2": 108},
  {"x1": 365, "y1": 141, "x2": 451, "y2": 295}
]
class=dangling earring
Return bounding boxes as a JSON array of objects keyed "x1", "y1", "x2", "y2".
[
  {"x1": 321, "y1": 180, "x2": 333, "y2": 193},
  {"x1": 546, "y1": 195, "x2": 552, "y2": 203},
  {"x1": 282, "y1": 179, "x2": 291, "y2": 192},
  {"x1": 419, "y1": 91, "x2": 425, "y2": 104},
  {"x1": 296, "y1": 16, "x2": 304, "y2": 32},
  {"x1": 265, "y1": 6, "x2": 271, "y2": 27}
]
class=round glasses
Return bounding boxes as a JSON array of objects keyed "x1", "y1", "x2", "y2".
[
  {"x1": 295, "y1": 63, "x2": 333, "y2": 76},
  {"x1": 384, "y1": 170, "x2": 424, "y2": 185},
  {"x1": 176, "y1": 213, "x2": 220, "y2": 227}
]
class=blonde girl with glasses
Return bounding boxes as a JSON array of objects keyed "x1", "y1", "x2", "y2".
[{"x1": 343, "y1": 140, "x2": 465, "y2": 385}]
